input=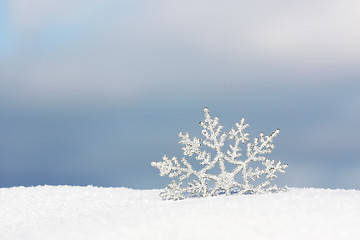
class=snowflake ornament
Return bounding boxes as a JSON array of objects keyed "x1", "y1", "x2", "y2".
[{"x1": 152, "y1": 108, "x2": 287, "y2": 200}]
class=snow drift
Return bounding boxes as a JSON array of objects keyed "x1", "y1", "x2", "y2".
[{"x1": 0, "y1": 186, "x2": 359, "y2": 240}]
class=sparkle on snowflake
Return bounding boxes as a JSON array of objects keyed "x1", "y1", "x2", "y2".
[{"x1": 151, "y1": 108, "x2": 287, "y2": 200}]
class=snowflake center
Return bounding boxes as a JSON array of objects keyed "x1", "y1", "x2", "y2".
[{"x1": 217, "y1": 172, "x2": 234, "y2": 187}]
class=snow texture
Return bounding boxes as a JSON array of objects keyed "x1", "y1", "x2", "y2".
[
  {"x1": 1, "y1": 186, "x2": 360, "y2": 240},
  {"x1": 152, "y1": 108, "x2": 287, "y2": 200}
]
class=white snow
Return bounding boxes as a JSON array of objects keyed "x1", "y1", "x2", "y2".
[{"x1": 1, "y1": 186, "x2": 359, "y2": 240}]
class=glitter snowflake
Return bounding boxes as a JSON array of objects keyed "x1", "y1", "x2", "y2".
[{"x1": 151, "y1": 108, "x2": 287, "y2": 200}]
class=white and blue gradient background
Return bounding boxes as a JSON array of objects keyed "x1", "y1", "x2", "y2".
[{"x1": 1, "y1": 0, "x2": 359, "y2": 189}]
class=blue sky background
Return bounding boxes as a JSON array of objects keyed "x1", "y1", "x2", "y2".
[{"x1": 0, "y1": 0, "x2": 359, "y2": 190}]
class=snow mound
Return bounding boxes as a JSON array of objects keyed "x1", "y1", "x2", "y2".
[{"x1": 0, "y1": 186, "x2": 359, "y2": 240}]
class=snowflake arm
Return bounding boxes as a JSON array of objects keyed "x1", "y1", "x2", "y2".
[
  {"x1": 225, "y1": 118, "x2": 250, "y2": 164},
  {"x1": 247, "y1": 130, "x2": 280, "y2": 160},
  {"x1": 160, "y1": 180, "x2": 185, "y2": 200},
  {"x1": 199, "y1": 108, "x2": 227, "y2": 172}
]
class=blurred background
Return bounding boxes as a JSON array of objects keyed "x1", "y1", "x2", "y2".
[{"x1": 0, "y1": 0, "x2": 359, "y2": 190}]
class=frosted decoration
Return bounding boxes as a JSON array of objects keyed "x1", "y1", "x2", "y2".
[{"x1": 152, "y1": 108, "x2": 287, "y2": 200}]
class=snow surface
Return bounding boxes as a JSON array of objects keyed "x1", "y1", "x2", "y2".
[{"x1": 1, "y1": 186, "x2": 359, "y2": 240}]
